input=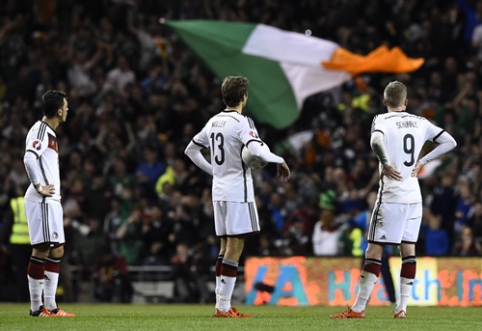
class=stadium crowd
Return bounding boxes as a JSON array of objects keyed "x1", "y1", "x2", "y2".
[{"x1": 1, "y1": 0, "x2": 482, "y2": 302}]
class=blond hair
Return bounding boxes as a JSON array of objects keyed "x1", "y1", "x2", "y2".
[{"x1": 383, "y1": 81, "x2": 407, "y2": 108}]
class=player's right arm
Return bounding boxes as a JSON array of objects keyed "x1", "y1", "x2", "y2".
[
  {"x1": 370, "y1": 131, "x2": 403, "y2": 181},
  {"x1": 370, "y1": 116, "x2": 402, "y2": 181},
  {"x1": 184, "y1": 124, "x2": 213, "y2": 175},
  {"x1": 23, "y1": 124, "x2": 54, "y2": 196}
]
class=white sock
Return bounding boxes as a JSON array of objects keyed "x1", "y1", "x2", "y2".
[
  {"x1": 352, "y1": 271, "x2": 379, "y2": 312},
  {"x1": 216, "y1": 276, "x2": 236, "y2": 312},
  {"x1": 215, "y1": 255, "x2": 223, "y2": 307},
  {"x1": 28, "y1": 275, "x2": 44, "y2": 312},
  {"x1": 43, "y1": 271, "x2": 59, "y2": 310},
  {"x1": 396, "y1": 277, "x2": 413, "y2": 313},
  {"x1": 215, "y1": 276, "x2": 221, "y2": 303}
]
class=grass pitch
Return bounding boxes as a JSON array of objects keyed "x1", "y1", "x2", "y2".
[{"x1": 0, "y1": 304, "x2": 480, "y2": 331}]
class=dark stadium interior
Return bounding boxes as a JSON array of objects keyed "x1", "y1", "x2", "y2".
[{"x1": 1, "y1": 0, "x2": 481, "y2": 303}]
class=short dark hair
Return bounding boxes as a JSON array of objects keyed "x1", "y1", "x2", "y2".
[
  {"x1": 221, "y1": 76, "x2": 249, "y2": 107},
  {"x1": 41, "y1": 90, "x2": 67, "y2": 118}
]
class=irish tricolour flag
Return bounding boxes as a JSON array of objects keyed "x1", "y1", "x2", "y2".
[{"x1": 166, "y1": 20, "x2": 424, "y2": 129}]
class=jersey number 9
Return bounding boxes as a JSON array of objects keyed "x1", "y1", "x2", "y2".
[{"x1": 403, "y1": 134, "x2": 415, "y2": 167}]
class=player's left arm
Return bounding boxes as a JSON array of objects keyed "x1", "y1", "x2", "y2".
[
  {"x1": 239, "y1": 117, "x2": 290, "y2": 181},
  {"x1": 184, "y1": 125, "x2": 213, "y2": 175},
  {"x1": 239, "y1": 118, "x2": 284, "y2": 163},
  {"x1": 246, "y1": 141, "x2": 284, "y2": 163},
  {"x1": 247, "y1": 141, "x2": 290, "y2": 181},
  {"x1": 412, "y1": 127, "x2": 457, "y2": 177}
]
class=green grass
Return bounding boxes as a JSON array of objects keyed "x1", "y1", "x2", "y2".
[{"x1": 0, "y1": 304, "x2": 480, "y2": 331}]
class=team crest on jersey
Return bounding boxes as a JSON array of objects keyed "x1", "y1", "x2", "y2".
[
  {"x1": 32, "y1": 140, "x2": 42, "y2": 150},
  {"x1": 249, "y1": 130, "x2": 259, "y2": 139},
  {"x1": 48, "y1": 133, "x2": 58, "y2": 153}
]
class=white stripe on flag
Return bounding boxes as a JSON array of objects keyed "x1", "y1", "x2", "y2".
[
  {"x1": 242, "y1": 24, "x2": 351, "y2": 108},
  {"x1": 280, "y1": 62, "x2": 350, "y2": 108},
  {"x1": 242, "y1": 24, "x2": 339, "y2": 66}
]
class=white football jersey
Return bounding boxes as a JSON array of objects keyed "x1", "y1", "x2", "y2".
[
  {"x1": 24, "y1": 121, "x2": 61, "y2": 204},
  {"x1": 371, "y1": 112, "x2": 444, "y2": 204},
  {"x1": 192, "y1": 110, "x2": 263, "y2": 202}
]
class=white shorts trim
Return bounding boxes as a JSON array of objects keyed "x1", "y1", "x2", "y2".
[
  {"x1": 368, "y1": 201, "x2": 422, "y2": 244},
  {"x1": 213, "y1": 201, "x2": 260, "y2": 236},
  {"x1": 25, "y1": 200, "x2": 65, "y2": 245}
]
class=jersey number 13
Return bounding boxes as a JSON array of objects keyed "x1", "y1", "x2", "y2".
[{"x1": 210, "y1": 132, "x2": 225, "y2": 165}]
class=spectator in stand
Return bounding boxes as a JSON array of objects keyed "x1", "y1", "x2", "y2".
[
  {"x1": 103, "y1": 197, "x2": 123, "y2": 254},
  {"x1": 77, "y1": 218, "x2": 111, "y2": 268},
  {"x1": 465, "y1": 201, "x2": 482, "y2": 253},
  {"x1": 312, "y1": 190, "x2": 346, "y2": 256},
  {"x1": 93, "y1": 244, "x2": 133, "y2": 303},
  {"x1": 109, "y1": 157, "x2": 137, "y2": 199},
  {"x1": 452, "y1": 227, "x2": 481, "y2": 256},
  {"x1": 170, "y1": 242, "x2": 210, "y2": 303},
  {"x1": 85, "y1": 174, "x2": 112, "y2": 221},
  {"x1": 282, "y1": 215, "x2": 311, "y2": 256},
  {"x1": 8, "y1": 158, "x2": 30, "y2": 189},
  {"x1": 454, "y1": 181, "x2": 474, "y2": 235},
  {"x1": 455, "y1": 0, "x2": 482, "y2": 42},
  {"x1": 267, "y1": 192, "x2": 288, "y2": 236},
  {"x1": 430, "y1": 174, "x2": 458, "y2": 245},
  {"x1": 141, "y1": 205, "x2": 173, "y2": 266},
  {"x1": 115, "y1": 208, "x2": 144, "y2": 265},
  {"x1": 421, "y1": 208, "x2": 450, "y2": 256},
  {"x1": 255, "y1": 234, "x2": 282, "y2": 257},
  {"x1": 2, "y1": 184, "x2": 31, "y2": 302},
  {"x1": 136, "y1": 146, "x2": 166, "y2": 196},
  {"x1": 104, "y1": 56, "x2": 136, "y2": 97},
  {"x1": 129, "y1": 19, "x2": 163, "y2": 73}
]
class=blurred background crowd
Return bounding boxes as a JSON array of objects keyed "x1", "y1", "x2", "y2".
[{"x1": 1, "y1": 0, "x2": 482, "y2": 303}]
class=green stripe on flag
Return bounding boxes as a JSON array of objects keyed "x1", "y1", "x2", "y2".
[{"x1": 166, "y1": 20, "x2": 299, "y2": 129}]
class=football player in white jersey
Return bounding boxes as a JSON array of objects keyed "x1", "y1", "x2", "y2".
[
  {"x1": 331, "y1": 81, "x2": 456, "y2": 319},
  {"x1": 23, "y1": 90, "x2": 75, "y2": 317},
  {"x1": 185, "y1": 76, "x2": 290, "y2": 318}
]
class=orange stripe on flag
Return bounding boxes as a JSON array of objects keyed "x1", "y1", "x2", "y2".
[{"x1": 322, "y1": 45, "x2": 424, "y2": 76}]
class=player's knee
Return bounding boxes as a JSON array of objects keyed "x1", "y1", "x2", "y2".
[
  {"x1": 365, "y1": 243, "x2": 384, "y2": 259},
  {"x1": 49, "y1": 245, "x2": 64, "y2": 259},
  {"x1": 230, "y1": 237, "x2": 245, "y2": 251},
  {"x1": 32, "y1": 243, "x2": 50, "y2": 258},
  {"x1": 400, "y1": 243, "x2": 415, "y2": 257}
]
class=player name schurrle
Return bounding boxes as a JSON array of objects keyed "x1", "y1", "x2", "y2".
[
  {"x1": 212, "y1": 120, "x2": 227, "y2": 127},
  {"x1": 396, "y1": 121, "x2": 418, "y2": 129}
]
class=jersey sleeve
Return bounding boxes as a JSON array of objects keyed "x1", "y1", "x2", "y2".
[
  {"x1": 25, "y1": 125, "x2": 49, "y2": 158},
  {"x1": 191, "y1": 122, "x2": 210, "y2": 149},
  {"x1": 370, "y1": 115, "x2": 386, "y2": 135},
  {"x1": 238, "y1": 116, "x2": 263, "y2": 146},
  {"x1": 424, "y1": 120, "x2": 445, "y2": 143}
]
